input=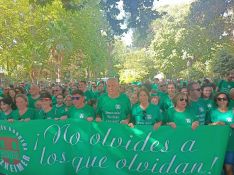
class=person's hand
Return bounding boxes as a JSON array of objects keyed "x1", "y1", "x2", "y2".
[
  {"x1": 60, "y1": 116, "x2": 67, "y2": 120},
  {"x1": 120, "y1": 119, "x2": 129, "y2": 125},
  {"x1": 24, "y1": 118, "x2": 30, "y2": 122},
  {"x1": 8, "y1": 119, "x2": 14, "y2": 123},
  {"x1": 230, "y1": 124, "x2": 234, "y2": 129},
  {"x1": 192, "y1": 121, "x2": 199, "y2": 130},
  {"x1": 96, "y1": 117, "x2": 102, "y2": 122},
  {"x1": 212, "y1": 121, "x2": 225, "y2": 126},
  {"x1": 128, "y1": 123, "x2": 134, "y2": 128},
  {"x1": 87, "y1": 117, "x2": 93, "y2": 122},
  {"x1": 153, "y1": 122, "x2": 162, "y2": 130},
  {"x1": 167, "y1": 122, "x2": 176, "y2": 128}
]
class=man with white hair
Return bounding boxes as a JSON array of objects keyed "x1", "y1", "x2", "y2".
[{"x1": 96, "y1": 78, "x2": 131, "y2": 124}]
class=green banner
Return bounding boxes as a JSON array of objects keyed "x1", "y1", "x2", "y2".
[{"x1": 0, "y1": 120, "x2": 231, "y2": 175}]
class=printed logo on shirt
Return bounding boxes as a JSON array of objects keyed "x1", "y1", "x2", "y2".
[
  {"x1": 115, "y1": 104, "x2": 121, "y2": 110},
  {"x1": 199, "y1": 107, "x2": 204, "y2": 113},
  {"x1": 186, "y1": 118, "x2": 192, "y2": 124},
  {"x1": 146, "y1": 115, "x2": 152, "y2": 120},
  {"x1": 0, "y1": 125, "x2": 30, "y2": 173},
  {"x1": 226, "y1": 117, "x2": 233, "y2": 123},
  {"x1": 207, "y1": 104, "x2": 212, "y2": 108},
  {"x1": 80, "y1": 114, "x2": 84, "y2": 119}
]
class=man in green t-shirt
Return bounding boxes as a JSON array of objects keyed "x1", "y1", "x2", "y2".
[
  {"x1": 96, "y1": 78, "x2": 131, "y2": 124},
  {"x1": 78, "y1": 80, "x2": 94, "y2": 106},
  {"x1": 67, "y1": 90, "x2": 95, "y2": 121},
  {"x1": 27, "y1": 84, "x2": 40, "y2": 109},
  {"x1": 217, "y1": 69, "x2": 234, "y2": 93},
  {"x1": 188, "y1": 82, "x2": 207, "y2": 125}
]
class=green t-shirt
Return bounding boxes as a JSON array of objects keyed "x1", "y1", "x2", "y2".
[
  {"x1": 151, "y1": 84, "x2": 159, "y2": 91},
  {"x1": 1, "y1": 110, "x2": 17, "y2": 120},
  {"x1": 67, "y1": 105, "x2": 95, "y2": 120},
  {"x1": 96, "y1": 93, "x2": 131, "y2": 123},
  {"x1": 218, "y1": 80, "x2": 234, "y2": 93},
  {"x1": 84, "y1": 90, "x2": 94, "y2": 103},
  {"x1": 160, "y1": 94, "x2": 174, "y2": 112},
  {"x1": 208, "y1": 108, "x2": 234, "y2": 151},
  {"x1": 14, "y1": 108, "x2": 36, "y2": 120},
  {"x1": 229, "y1": 99, "x2": 234, "y2": 110},
  {"x1": 131, "y1": 103, "x2": 162, "y2": 125},
  {"x1": 208, "y1": 108, "x2": 234, "y2": 125},
  {"x1": 202, "y1": 98, "x2": 214, "y2": 112},
  {"x1": 157, "y1": 91, "x2": 170, "y2": 112},
  {"x1": 55, "y1": 104, "x2": 66, "y2": 117},
  {"x1": 166, "y1": 107, "x2": 198, "y2": 127},
  {"x1": 0, "y1": 111, "x2": 4, "y2": 120},
  {"x1": 36, "y1": 107, "x2": 62, "y2": 119},
  {"x1": 27, "y1": 95, "x2": 40, "y2": 109},
  {"x1": 188, "y1": 98, "x2": 207, "y2": 125}
]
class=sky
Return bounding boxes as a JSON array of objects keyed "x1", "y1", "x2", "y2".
[{"x1": 121, "y1": 0, "x2": 194, "y2": 46}]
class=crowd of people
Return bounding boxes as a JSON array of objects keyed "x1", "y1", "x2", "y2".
[{"x1": 0, "y1": 69, "x2": 234, "y2": 175}]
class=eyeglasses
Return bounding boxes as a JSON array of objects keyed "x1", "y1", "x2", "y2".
[
  {"x1": 192, "y1": 88, "x2": 201, "y2": 91},
  {"x1": 179, "y1": 98, "x2": 188, "y2": 102},
  {"x1": 217, "y1": 97, "x2": 227, "y2": 102},
  {"x1": 72, "y1": 96, "x2": 81, "y2": 100},
  {"x1": 160, "y1": 84, "x2": 166, "y2": 87}
]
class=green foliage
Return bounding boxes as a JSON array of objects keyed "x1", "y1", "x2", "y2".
[{"x1": 0, "y1": 0, "x2": 109, "y2": 82}]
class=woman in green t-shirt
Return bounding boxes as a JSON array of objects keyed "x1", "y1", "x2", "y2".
[
  {"x1": 166, "y1": 92, "x2": 199, "y2": 130},
  {"x1": 0, "y1": 97, "x2": 16, "y2": 122},
  {"x1": 15, "y1": 94, "x2": 35, "y2": 121},
  {"x1": 129, "y1": 88, "x2": 162, "y2": 130},
  {"x1": 208, "y1": 92, "x2": 234, "y2": 175}
]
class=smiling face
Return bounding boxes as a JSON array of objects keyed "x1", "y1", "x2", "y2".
[
  {"x1": 72, "y1": 94, "x2": 85, "y2": 108},
  {"x1": 216, "y1": 93, "x2": 228, "y2": 108},
  {"x1": 139, "y1": 90, "x2": 149, "y2": 104},
  {"x1": 107, "y1": 78, "x2": 119, "y2": 97},
  {"x1": 16, "y1": 96, "x2": 28, "y2": 110},
  {"x1": 202, "y1": 86, "x2": 212, "y2": 98},
  {"x1": 174, "y1": 93, "x2": 188, "y2": 110},
  {"x1": 167, "y1": 83, "x2": 176, "y2": 96},
  {"x1": 0, "y1": 101, "x2": 11, "y2": 112}
]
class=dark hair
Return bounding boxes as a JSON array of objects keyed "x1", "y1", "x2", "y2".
[
  {"x1": 0, "y1": 97, "x2": 13, "y2": 107},
  {"x1": 40, "y1": 91, "x2": 52, "y2": 100},
  {"x1": 15, "y1": 86, "x2": 25, "y2": 94},
  {"x1": 213, "y1": 92, "x2": 230, "y2": 107},
  {"x1": 71, "y1": 89, "x2": 84, "y2": 96},
  {"x1": 79, "y1": 80, "x2": 87, "y2": 85}
]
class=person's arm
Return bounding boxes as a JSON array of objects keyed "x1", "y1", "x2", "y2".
[
  {"x1": 153, "y1": 121, "x2": 162, "y2": 130},
  {"x1": 95, "y1": 98, "x2": 102, "y2": 122}
]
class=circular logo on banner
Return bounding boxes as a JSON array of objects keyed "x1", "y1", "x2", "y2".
[{"x1": 0, "y1": 124, "x2": 30, "y2": 173}]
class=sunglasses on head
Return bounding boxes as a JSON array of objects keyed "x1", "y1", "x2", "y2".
[
  {"x1": 72, "y1": 96, "x2": 81, "y2": 100},
  {"x1": 179, "y1": 98, "x2": 188, "y2": 102},
  {"x1": 217, "y1": 97, "x2": 227, "y2": 102}
]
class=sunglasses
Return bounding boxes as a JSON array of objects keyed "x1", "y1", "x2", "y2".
[
  {"x1": 41, "y1": 98, "x2": 51, "y2": 101},
  {"x1": 217, "y1": 97, "x2": 227, "y2": 102},
  {"x1": 179, "y1": 98, "x2": 188, "y2": 102},
  {"x1": 72, "y1": 96, "x2": 81, "y2": 100},
  {"x1": 192, "y1": 88, "x2": 201, "y2": 91}
]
